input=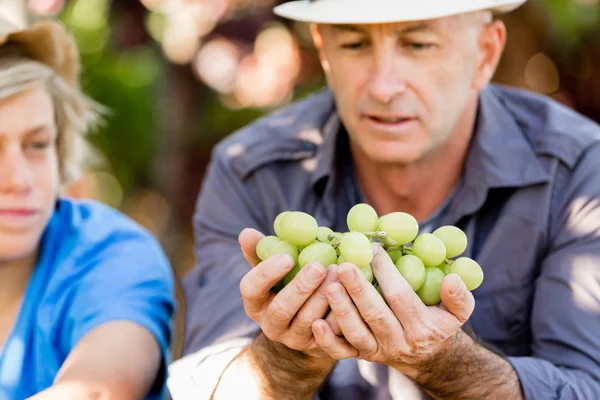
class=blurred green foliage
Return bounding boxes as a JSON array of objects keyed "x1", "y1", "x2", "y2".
[
  {"x1": 60, "y1": 0, "x2": 163, "y2": 193},
  {"x1": 543, "y1": 0, "x2": 600, "y2": 45}
]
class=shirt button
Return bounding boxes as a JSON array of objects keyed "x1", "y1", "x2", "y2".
[
  {"x1": 508, "y1": 317, "x2": 522, "y2": 334},
  {"x1": 301, "y1": 142, "x2": 316, "y2": 151},
  {"x1": 199, "y1": 273, "x2": 209, "y2": 287}
]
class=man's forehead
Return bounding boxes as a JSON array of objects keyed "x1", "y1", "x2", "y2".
[{"x1": 328, "y1": 20, "x2": 443, "y2": 35}]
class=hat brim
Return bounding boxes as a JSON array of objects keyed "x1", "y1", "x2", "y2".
[
  {"x1": 273, "y1": 0, "x2": 527, "y2": 24},
  {"x1": 0, "y1": 21, "x2": 80, "y2": 86}
]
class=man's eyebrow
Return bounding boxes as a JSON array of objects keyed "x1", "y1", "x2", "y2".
[
  {"x1": 331, "y1": 25, "x2": 366, "y2": 34},
  {"x1": 331, "y1": 22, "x2": 435, "y2": 35},
  {"x1": 398, "y1": 23, "x2": 433, "y2": 34}
]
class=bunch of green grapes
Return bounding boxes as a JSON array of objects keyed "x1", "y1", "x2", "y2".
[{"x1": 254, "y1": 203, "x2": 484, "y2": 305}]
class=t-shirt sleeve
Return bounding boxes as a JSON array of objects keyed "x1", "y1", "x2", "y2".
[{"x1": 63, "y1": 225, "x2": 176, "y2": 398}]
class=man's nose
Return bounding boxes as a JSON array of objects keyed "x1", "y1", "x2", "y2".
[{"x1": 367, "y1": 49, "x2": 408, "y2": 104}]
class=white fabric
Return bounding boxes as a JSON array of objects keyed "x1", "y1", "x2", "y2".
[
  {"x1": 273, "y1": 0, "x2": 527, "y2": 24},
  {"x1": 167, "y1": 339, "x2": 252, "y2": 400}
]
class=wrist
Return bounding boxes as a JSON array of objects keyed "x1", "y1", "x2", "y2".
[
  {"x1": 399, "y1": 329, "x2": 474, "y2": 383},
  {"x1": 244, "y1": 333, "x2": 335, "y2": 399},
  {"x1": 251, "y1": 332, "x2": 336, "y2": 375}
]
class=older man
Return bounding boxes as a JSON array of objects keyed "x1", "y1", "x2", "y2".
[{"x1": 170, "y1": 0, "x2": 600, "y2": 399}]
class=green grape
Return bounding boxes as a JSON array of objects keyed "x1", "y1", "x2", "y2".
[
  {"x1": 298, "y1": 242, "x2": 338, "y2": 268},
  {"x1": 433, "y1": 225, "x2": 468, "y2": 258},
  {"x1": 278, "y1": 211, "x2": 319, "y2": 246},
  {"x1": 359, "y1": 263, "x2": 374, "y2": 283},
  {"x1": 412, "y1": 233, "x2": 447, "y2": 268},
  {"x1": 347, "y1": 203, "x2": 379, "y2": 232},
  {"x1": 317, "y1": 226, "x2": 335, "y2": 243},
  {"x1": 339, "y1": 232, "x2": 373, "y2": 267},
  {"x1": 378, "y1": 212, "x2": 419, "y2": 245},
  {"x1": 395, "y1": 255, "x2": 426, "y2": 291},
  {"x1": 447, "y1": 257, "x2": 484, "y2": 290},
  {"x1": 337, "y1": 255, "x2": 344, "y2": 264},
  {"x1": 256, "y1": 235, "x2": 282, "y2": 261},
  {"x1": 387, "y1": 249, "x2": 403, "y2": 264},
  {"x1": 262, "y1": 239, "x2": 299, "y2": 263},
  {"x1": 273, "y1": 211, "x2": 290, "y2": 238},
  {"x1": 435, "y1": 260, "x2": 451, "y2": 274},
  {"x1": 416, "y1": 267, "x2": 446, "y2": 305}
]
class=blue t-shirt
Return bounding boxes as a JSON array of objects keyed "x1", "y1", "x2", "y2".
[{"x1": 0, "y1": 198, "x2": 176, "y2": 400}]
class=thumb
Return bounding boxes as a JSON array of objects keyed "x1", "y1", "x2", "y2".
[
  {"x1": 238, "y1": 228, "x2": 264, "y2": 267},
  {"x1": 439, "y1": 274, "x2": 475, "y2": 324}
]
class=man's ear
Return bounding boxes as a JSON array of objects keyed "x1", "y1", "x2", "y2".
[
  {"x1": 310, "y1": 24, "x2": 331, "y2": 76},
  {"x1": 472, "y1": 20, "x2": 506, "y2": 90}
]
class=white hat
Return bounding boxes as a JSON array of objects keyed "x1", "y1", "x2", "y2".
[{"x1": 273, "y1": 0, "x2": 527, "y2": 24}]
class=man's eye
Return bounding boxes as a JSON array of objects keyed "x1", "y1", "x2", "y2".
[
  {"x1": 406, "y1": 42, "x2": 435, "y2": 50},
  {"x1": 341, "y1": 42, "x2": 366, "y2": 50}
]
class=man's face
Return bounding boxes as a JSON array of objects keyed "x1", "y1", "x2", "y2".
[
  {"x1": 0, "y1": 85, "x2": 59, "y2": 262},
  {"x1": 313, "y1": 13, "x2": 502, "y2": 164}
]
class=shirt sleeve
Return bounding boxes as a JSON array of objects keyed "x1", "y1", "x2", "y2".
[
  {"x1": 65, "y1": 225, "x2": 176, "y2": 399},
  {"x1": 169, "y1": 145, "x2": 269, "y2": 399},
  {"x1": 506, "y1": 143, "x2": 600, "y2": 399}
]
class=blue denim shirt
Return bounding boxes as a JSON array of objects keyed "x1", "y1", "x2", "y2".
[{"x1": 170, "y1": 84, "x2": 600, "y2": 399}]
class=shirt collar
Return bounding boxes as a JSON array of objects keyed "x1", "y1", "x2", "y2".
[
  {"x1": 310, "y1": 108, "x2": 342, "y2": 189},
  {"x1": 445, "y1": 85, "x2": 551, "y2": 223}
]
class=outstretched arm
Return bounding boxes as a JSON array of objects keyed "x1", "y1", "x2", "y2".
[{"x1": 28, "y1": 321, "x2": 162, "y2": 400}]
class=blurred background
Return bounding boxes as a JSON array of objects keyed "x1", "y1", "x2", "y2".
[{"x1": 3, "y1": 0, "x2": 600, "y2": 356}]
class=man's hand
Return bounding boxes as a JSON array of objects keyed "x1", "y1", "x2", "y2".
[
  {"x1": 239, "y1": 228, "x2": 346, "y2": 359},
  {"x1": 224, "y1": 228, "x2": 345, "y2": 399},
  {"x1": 311, "y1": 243, "x2": 475, "y2": 376}
]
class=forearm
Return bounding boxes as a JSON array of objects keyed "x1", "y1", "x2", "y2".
[
  {"x1": 214, "y1": 333, "x2": 335, "y2": 400},
  {"x1": 27, "y1": 382, "x2": 111, "y2": 400},
  {"x1": 407, "y1": 331, "x2": 524, "y2": 400}
]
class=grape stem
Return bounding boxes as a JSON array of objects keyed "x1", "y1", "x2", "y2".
[
  {"x1": 385, "y1": 244, "x2": 413, "y2": 256},
  {"x1": 327, "y1": 233, "x2": 343, "y2": 242}
]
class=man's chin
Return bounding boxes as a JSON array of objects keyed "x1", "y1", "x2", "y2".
[{"x1": 362, "y1": 144, "x2": 424, "y2": 166}]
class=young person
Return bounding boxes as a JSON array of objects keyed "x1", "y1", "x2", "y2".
[{"x1": 0, "y1": 17, "x2": 175, "y2": 400}]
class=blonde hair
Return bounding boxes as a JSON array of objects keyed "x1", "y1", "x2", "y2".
[{"x1": 0, "y1": 44, "x2": 103, "y2": 183}]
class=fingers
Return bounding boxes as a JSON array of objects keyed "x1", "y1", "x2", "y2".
[
  {"x1": 263, "y1": 262, "x2": 327, "y2": 338},
  {"x1": 239, "y1": 228, "x2": 265, "y2": 267},
  {"x1": 312, "y1": 319, "x2": 358, "y2": 360},
  {"x1": 240, "y1": 253, "x2": 295, "y2": 317},
  {"x1": 325, "y1": 312, "x2": 342, "y2": 336},
  {"x1": 370, "y1": 245, "x2": 427, "y2": 329},
  {"x1": 336, "y1": 262, "x2": 400, "y2": 338},
  {"x1": 289, "y1": 265, "x2": 339, "y2": 339},
  {"x1": 326, "y1": 282, "x2": 378, "y2": 356},
  {"x1": 439, "y1": 274, "x2": 475, "y2": 325}
]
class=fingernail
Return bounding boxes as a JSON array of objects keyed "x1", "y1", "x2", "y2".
[
  {"x1": 314, "y1": 322, "x2": 326, "y2": 336},
  {"x1": 306, "y1": 263, "x2": 325, "y2": 282},
  {"x1": 338, "y1": 264, "x2": 355, "y2": 283},
  {"x1": 277, "y1": 254, "x2": 293, "y2": 269}
]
